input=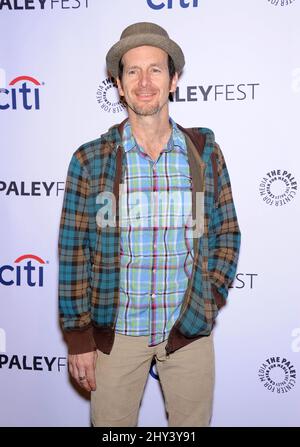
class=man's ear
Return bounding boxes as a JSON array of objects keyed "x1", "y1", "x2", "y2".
[
  {"x1": 116, "y1": 77, "x2": 125, "y2": 97},
  {"x1": 170, "y1": 72, "x2": 179, "y2": 93}
]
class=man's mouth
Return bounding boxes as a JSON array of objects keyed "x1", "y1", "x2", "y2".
[{"x1": 135, "y1": 91, "x2": 156, "y2": 99}]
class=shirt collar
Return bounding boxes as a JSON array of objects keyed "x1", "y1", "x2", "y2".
[{"x1": 122, "y1": 117, "x2": 187, "y2": 154}]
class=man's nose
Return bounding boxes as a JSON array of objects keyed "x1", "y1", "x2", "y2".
[{"x1": 138, "y1": 71, "x2": 151, "y2": 87}]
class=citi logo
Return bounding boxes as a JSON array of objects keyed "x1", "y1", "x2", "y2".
[
  {"x1": 0, "y1": 72, "x2": 43, "y2": 110},
  {"x1": 0, "y1": 254, "x2": 48, "y2": 287},
  {"x1": 147, "y1": 0, "x2": 199, "y2": 9}
]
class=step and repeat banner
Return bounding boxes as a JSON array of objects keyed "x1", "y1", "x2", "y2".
[{"x1": 0, "y1": 0, "x2": 299, "y2": 427}]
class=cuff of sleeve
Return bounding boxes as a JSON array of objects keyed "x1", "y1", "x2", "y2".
[
  {"x1": 64, "y1": 326, "x2": 96, "y2": 355},
  {"x1": 211, "y1": 284, "x2": 226, "y2": 310}
]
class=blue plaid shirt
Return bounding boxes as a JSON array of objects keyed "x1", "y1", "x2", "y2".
[{"x1": 116, "y1": 118, "x2": 194, "y2": 346}]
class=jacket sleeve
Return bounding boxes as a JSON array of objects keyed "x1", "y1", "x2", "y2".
[
  {"x1": 58, "y1": 151, "x2": 96, "y2": 355},
  {"x1": 208, "y1": 143, "x2": 241, "y2": 309}
]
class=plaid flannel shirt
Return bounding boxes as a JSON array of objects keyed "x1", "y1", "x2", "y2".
[{"x1": 116, "y1": 118, "x2": 194, "y2": 346}]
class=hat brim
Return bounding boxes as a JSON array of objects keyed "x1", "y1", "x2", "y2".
[{"x1": 106, "y1": 33, "x2": 185, "y2": 78}]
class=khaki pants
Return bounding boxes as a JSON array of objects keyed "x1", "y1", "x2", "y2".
[{"x1": 91, "y1": 332, "x2": 215, "y2": 427}]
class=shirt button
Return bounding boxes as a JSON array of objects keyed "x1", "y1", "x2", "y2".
[
  {"x1": 152, "y1": 269, "x2": 156, "y2": 273},
  {"x1": 151, "y1": 293, "x2": 156, "y2": 299}
]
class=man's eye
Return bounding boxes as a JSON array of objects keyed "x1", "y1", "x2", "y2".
[
  {"x1": 151, "y1": 68, "x2": 161, "y2": 73},
  {"x1": 128, "y1": 70, "x2": 137, "y2": 75}
]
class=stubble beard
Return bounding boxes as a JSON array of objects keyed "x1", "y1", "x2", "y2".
[
  {"x1": 123, "y1": 88, "x2": 170, "y2": 117},
  {"x1": 126, "y1": 100, "x2": 162, "y2": 117},
  {"x1": 120, "y1": 78, "x2": 172, "y2": 117}
]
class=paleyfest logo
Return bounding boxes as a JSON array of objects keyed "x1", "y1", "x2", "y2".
[
  {"x1": 267, "y1": 0, "x2": 295, "y2": 5},
  {"x1": 0, "y1": 180, "x2": 64, "y2": 197},
  {"x1": 96, "y1": 77, "x2": 126, "y2": 114},
  {"x1": 259, "y1": 169, "x2": 297, "y2": 206},
  {"x1": 0, "y1": 328, "x2": 66, "y2": 372},
  {"x1": 0, "y1": 0, "x2": 89, "y2": 10},
  {"x1": 258, "y1": 356, "x2": 296, "y2": 393},
  {"x1": 172, "y1": 82, "x2": 260, "y2": 103},
  {"x1": 0, "y1": 353, "x2": 67, "y2": 372}
]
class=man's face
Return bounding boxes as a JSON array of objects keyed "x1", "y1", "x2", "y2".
[{"x1": 117, "y1": 45, "x2": 178, "y2": 117}]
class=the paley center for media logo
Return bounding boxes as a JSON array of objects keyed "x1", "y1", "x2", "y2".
[
  {"x1": 96, "y1": 77, "x2": 126, "y2": 114},
  {"x1": 267, "y1": 0, "x2": 295, "y2": 6},
  {"x1": 258, "y1": 356, "x2": 296, "y2": 393},
  {"x1": 259, "y1": 169, "x2": 297, "y2": 206},
  {"x1": 0, "y1": 69, "x2": 44, "y2": 110}
]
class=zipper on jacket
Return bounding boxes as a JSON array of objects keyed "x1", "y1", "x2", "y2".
[
  {"x1": 164, "y1": 249, "x2": 199, "y2": 356},
  {"x1": 164, "y1": 149, "x2": 205, "y2": 356},
  {"x1": 111, "y1": 145, "x2": 123, "y2": 334}
]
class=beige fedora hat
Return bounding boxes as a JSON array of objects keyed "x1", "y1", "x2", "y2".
[{"x1": 106, "y1": 22, "x2": 185, "y2": 78}]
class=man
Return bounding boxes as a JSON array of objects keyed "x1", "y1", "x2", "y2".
[{"x1": 58, "y1": 22, "x2": 241, "y2": 427}]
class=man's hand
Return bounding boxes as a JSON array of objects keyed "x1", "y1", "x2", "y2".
[{"x1": 68, "y1": 351, "x2": 98, "y2": 392}]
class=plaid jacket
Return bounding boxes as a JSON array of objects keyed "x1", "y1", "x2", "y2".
[{"x1": 58, "y1": 120, "x2": 241, "y2": 355}]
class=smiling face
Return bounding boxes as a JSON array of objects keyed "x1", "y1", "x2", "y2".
[{"x1": 117, "y1": 45, "x2": 178, "y2": 117}]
